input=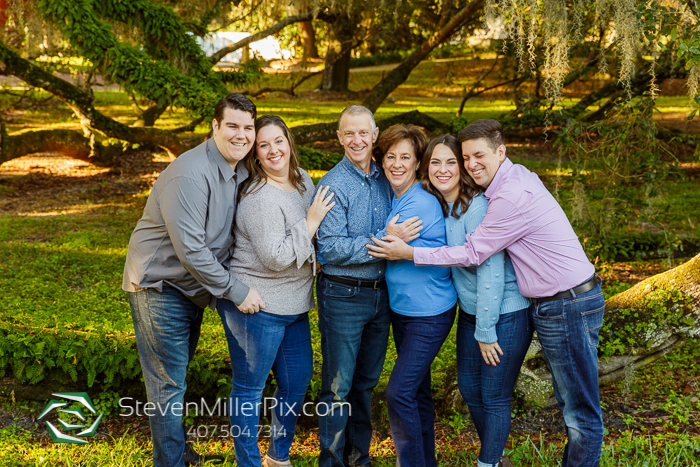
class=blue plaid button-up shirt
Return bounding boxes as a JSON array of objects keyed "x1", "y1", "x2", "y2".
[{"x1": 316, "y1": 156, "x2": 393, "y2": 280}]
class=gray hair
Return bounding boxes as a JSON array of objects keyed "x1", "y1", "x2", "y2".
[{"x1": 338, "y1": 105, "x2": 377, "y2": 132}]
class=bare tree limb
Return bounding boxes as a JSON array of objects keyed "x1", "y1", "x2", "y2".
[
  {"x1": 172, "y1": 116, "x2": 206, "y2": 134},
  {"x1": 239, "y1": 71, "x2": 322, "y2": 97},
  {"x1": 209, "y1": 12, "x2": 314, "y2": 65}
]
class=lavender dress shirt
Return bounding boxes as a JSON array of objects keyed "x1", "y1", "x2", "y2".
[{"x1": 413, "y1": 158, "x2": 595, "y2": 298}]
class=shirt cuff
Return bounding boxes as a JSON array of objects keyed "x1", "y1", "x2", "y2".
[
  {"x1": 227, "y1": 279, "x2": 250, "y2": 306},
  {"x1": 474, "y1": 325, "x2": 498, "y2": 344},
  {"x1": 413, "y1": 246, "x2": 431, "y2": 265}
]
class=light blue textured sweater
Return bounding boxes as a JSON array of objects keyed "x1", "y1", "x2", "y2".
[{"x1": 446, "y1": 195, "x2": 530, "y2": 343}]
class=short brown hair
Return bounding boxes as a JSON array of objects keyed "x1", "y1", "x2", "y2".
[
  {"x1": 458, "y1": 119, "x2": 504, "y2": 152},
  {"x1": 419, "y1": 135, "x2": 484, "y2": 219},
  {"x1": 375, "y1": 124, "x2": 427, "y2": 169},
  {"x1": 214, "y1": 93, "x2": 257, "y2": 124}
]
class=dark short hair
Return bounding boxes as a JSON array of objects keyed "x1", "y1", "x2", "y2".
[
  {"x1": 214, "y1": 93, "x2": 257, "y2": 124},
  {"x1": 457, "y1": 119, "x2": 505, "y2": 152},
  {"x1": 419, "y1": 135, "x2": 483, "y2": 219},
  {"x1": 375, "y1": 124, "x2": 427, "y2": 169}
]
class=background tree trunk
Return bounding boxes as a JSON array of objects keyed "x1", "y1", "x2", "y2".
[
  {"x1": 300, "y1": 20, "x2": 319, "y2": 60},
  {"x1": 321, "y1": 20, "x2": 354, "y2": 92}
]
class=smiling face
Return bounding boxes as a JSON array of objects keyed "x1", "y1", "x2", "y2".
[
  {"x1": 462, "y1": 137, "x2": 506, "y2": 188},
  {"x1": 383, "y1": 139, "x2": 418, "y2": 198},
  {"x1": 255, "y1": 124, "x2": 291, "y2": 179},
  {"x1": 212, "y1": 107, "x2": 255, "y2": 168},
  {"x1": 428, "y1": 143, "x2": 461, "y2": 203},
  {"x1": 337, "y1": 113, "x2": 379, "y2": 173}
]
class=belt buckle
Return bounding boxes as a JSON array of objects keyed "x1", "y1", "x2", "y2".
[{"x1": 373, "y1": 280, "x2": 379, "y2": 290}]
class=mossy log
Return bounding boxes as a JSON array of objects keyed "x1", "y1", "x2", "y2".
[
  {"x1": 0, "y1": 127, "x2": 96, "y2": 165},
  {"x1": 514, "y1": 253, "x2": 700, "y2": 407}
]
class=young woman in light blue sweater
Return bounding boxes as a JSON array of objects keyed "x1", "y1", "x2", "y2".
[{"x1": 420, "y1": 135, "x2": 532, "y2": 467}]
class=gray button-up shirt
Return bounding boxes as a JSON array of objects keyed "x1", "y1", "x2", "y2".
[{"x1": 122, "y1": 138, "x2": 250, "y2": 309}]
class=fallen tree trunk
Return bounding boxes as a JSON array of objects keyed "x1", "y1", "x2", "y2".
[
  {"x1": 514, "y1": 252, "x2": 700, "y2": 408},
  {"x1": 291, "y1": 110, "x2": 449, "y2": 145},
  {"x1": 1, "y1": 127, "x2": 94, "y2": 165}
]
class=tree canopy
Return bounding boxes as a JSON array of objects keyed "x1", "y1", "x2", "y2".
[{"x1": 1, "y1": 0, "x2": 699, "y2": 162}]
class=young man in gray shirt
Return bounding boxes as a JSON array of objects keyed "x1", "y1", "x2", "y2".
[{"x1": 123, "y1": 93, "x2": 265, "y2": 467}]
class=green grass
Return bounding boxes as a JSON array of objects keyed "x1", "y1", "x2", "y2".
[{"x1": 1, "y1": 426, "x2": 698, "y2": 466}]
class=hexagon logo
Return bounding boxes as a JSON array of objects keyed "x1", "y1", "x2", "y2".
[{"x1": 38, "y1": 392, "x2": 104, "y2": 444}]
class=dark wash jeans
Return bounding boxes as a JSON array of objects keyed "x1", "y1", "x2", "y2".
[
  {"x1": 387, "y1": 305, "x2": 457, "y2": 467},
  {"x1": 129, "y1": 285, "x2": 204, "y2": 467},
  {"x1": 531, "y1": 280, "x2": 605, "y2": 467},
  {"x1": 316, "y1": 274, "x2": 391, "y2": 467},
  {"x1": 457, "y1": 307, "x2": 533, "y2": 467},
  {"x1": 217, "y1": 300, "x2": 313, "y2": 467}
]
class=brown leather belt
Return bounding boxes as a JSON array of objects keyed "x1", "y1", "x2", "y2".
[
  {"x1": 321, "y1": 273, "x2": 387, "y2": 289},
  {"x1": 533, "y1": 276, "x2": 601, "y2": 303}
]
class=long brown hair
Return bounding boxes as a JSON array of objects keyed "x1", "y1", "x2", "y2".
[
  {"x1": 419, "y1": 135, "x2": 483, "y2": 219},
  {"x1": 240, "y1": 115, "x2": 305, "y2": 198}
]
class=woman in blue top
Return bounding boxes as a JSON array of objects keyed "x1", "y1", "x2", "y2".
[
  {"x1": 420, "y1": 135, "x2": 532, "y2": 467},
  {"x1": 373, "y1": 124, "x2": 457, "y2": 467}
]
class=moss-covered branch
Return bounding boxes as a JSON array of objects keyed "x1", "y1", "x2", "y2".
[
  {"x1": 0, "y1": 40, "x2": 186, "y2": 157},
  {"x1": 37, "y1": 0, "x2": 225, "y2": 116},
  {"x1": 1, "y1": 129, "x2": 94, "y2": 165},
  {"x1": 515, "y1": 253, "x2": 700, "y2": 407},
  {"x1": 96, "y1": 0, "x2": 213, "y2": 78}
]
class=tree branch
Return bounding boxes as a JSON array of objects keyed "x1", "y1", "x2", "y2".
[
  {"x1": 361, "y1": 0, "x2": 484, "y2": 112},
  {"x1": 209, "y1": 12, "x2": 314, "y2": 65},
  {"x1": 291, "y1": 110, "x2": 448, "y2": 145},
  {"x1": 0, "y1": 40, "x2": 186, "y2": 158}
]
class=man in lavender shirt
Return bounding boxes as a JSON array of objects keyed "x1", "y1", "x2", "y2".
[{"x1": 367, "y1": 119, "x2": 605, "y2": 467}]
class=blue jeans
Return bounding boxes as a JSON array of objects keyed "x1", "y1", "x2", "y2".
[
  {"x1": 387, "y1": 305, "x2": 457, "y2": 467},
  {"x1": 531, "y1": 281, "x2": 605, "y2": 467},
  {"x1": 217, "y1": 300, "x2": 313, "y2": 467},
  {"x1": 457, "y1": 308, "x2": 533, "y2": 467},
  {"x1": 129, "y1": 286, "x2": 203, "y2": 467},
  {"x1": 316, "y1": 274, "x2": 391, "y2": 467}
]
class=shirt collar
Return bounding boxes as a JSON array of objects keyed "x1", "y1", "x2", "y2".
[
  {"x1": 340, "y1": 155, "x2": 381, "y2": 181},
  {"x1": 484, "y1": 157, "x2": 513, "y2": 200},
  {"x1": 206, "y1": 138, "x2": 248, "y2": 182}
]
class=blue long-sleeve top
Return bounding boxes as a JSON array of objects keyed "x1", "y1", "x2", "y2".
[
  {"x1": 446, "y1": 194, "x2": 530, "y2": 343},
  {"x1": 316, "y1": 156, "x2": 393, "y2": 279},
  {"x1": 382, "y1": 182, "x2": 457, "y2": 317}
]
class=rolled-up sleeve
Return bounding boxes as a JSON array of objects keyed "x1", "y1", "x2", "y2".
[{"x1": 160, "y1": 176, "x2": 249, "y2": 305}]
